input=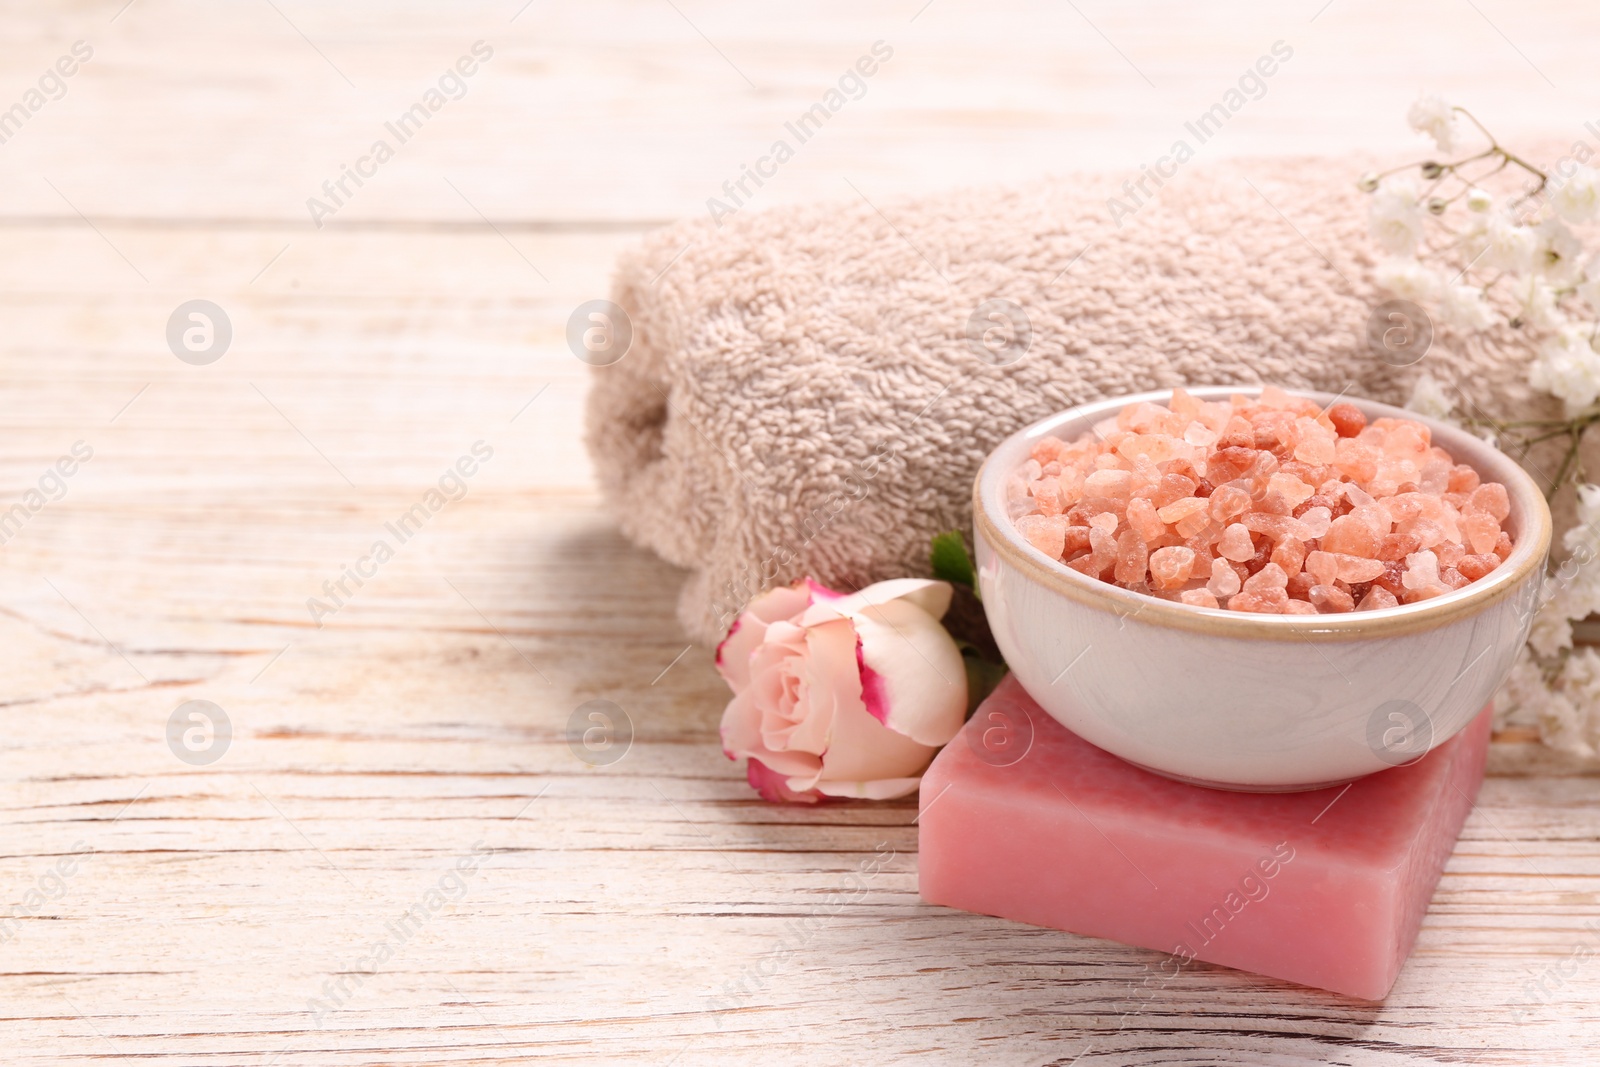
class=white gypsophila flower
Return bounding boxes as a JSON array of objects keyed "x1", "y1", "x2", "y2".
[
  {"x1": 1528, "y1": 591, "x2": 1577, "y2": 656},
  {"x1": 1551, "y1": 545, "x2": 1600, "y2": 627},
  {"x1": 1440, "y1": 283, "x2": 1497, "y2": 331},
  {"x1": 1574, "y1": 482, "x2": 1600, "y2": 531},
  {"x1": 1475, "y1": 214, "x2": 1539, "y2": 274},
  {"x1": 1511, "y1": 273, "x2": 1567, "y2": 330},
  {"x1": 1577, "y1": 258, "x2": 1600, "y2": 316},
  {"x1": 1548, "y1": 647, "x2": 1600, "y2": 758},
  {"x1": 1579, "y1": 277, "x2": 1600, "y2": 317},
  {"x1": 1561, "y1": 645, "x2": 1600, "y2": 704},
  {"x1": 1494, "y1": 646, "x2": 1548, "y2": 731},
  {"x1": 1374, "y1": 257, "x2": 1445, "y2": 303},
  {"x1": 1407, "y1": 94, "x2": 1460, "y2": 154},
  {"x1": 1467, "y1": 187, "x2": 1493, "y2": 213},
  {"x1": 1560, "y1": 484, "x2": 1600, "y2": 565},
  {"x1": 1571, "y1": 563, "x2": 1600, "y2": 623},
  {"x1": 1405, "y1": 373, "x2": 1456, "y2": 421},
  {"x1": 1529, "y1": 325, "x2": 1600, "y2": 414},
  {"x1": 1538, "y1": 688, "x2": 1593, "y2": 758},
  {"x1": 1535, "y1": 217, "x2": 1585, "y2": 284},
  {"x1": 1369, "y1": 177, "x2": 1426, "y2": 256},
  {"x1": 1551, "y1": 164, "x2": 1600, "y2": 224}
]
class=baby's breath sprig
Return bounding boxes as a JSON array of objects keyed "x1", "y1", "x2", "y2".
[
  {"x1": 1357, "y1": 105, "x2": 1548, "y2": 215},
  {"x1": 1363, "y1": 96, "x2": 1600, "y2": 758}
]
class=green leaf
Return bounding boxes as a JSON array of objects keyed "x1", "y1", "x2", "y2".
[
  {"x1": 930, "y1": 529, "x2": 976, "y2": 592},
  {"x1": 962, "y1": 650, "x2": 1009, "y2": 717}
]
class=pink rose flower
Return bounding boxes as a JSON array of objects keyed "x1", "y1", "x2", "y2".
[{"x1": 715, "y1": 578, "x2": 968, "y2": 803}]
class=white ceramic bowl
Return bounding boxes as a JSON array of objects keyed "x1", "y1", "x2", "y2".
[{"x1": 974, "y1": 386, "x2": 1552, "y2": 791}]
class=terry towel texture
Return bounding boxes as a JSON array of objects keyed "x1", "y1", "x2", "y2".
[{"x1": 586, "y1": 156, "x2": 1563, "y2": 645}]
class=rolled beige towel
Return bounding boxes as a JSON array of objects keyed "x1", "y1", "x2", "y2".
[{"x1": 586, "y1": 155, "x2": 1566, "y2": 645}]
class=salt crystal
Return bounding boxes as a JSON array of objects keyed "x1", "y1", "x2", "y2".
[
  {"x1": 1402, "y1": 550, "x2": 1439, "y2": 586},
  {"x1": 1351, "y1": 504, "x2": 1392, "y2": 539},
  {"x1": 1119, "y1": 402, "x2": 1171, "y2": 434},
  {"x1": 1205, "y1": 446, "x2": 1257, "y2": 484},
  {"x1": 1420, "y1": 458, "x2": 1452, "y2": 494},
  {"x1": 1084, "y1": 469, "x2": 1133, "y2": 501},
  {"x1": 1118, "y1": 433, "x2": 1184, "y2": 464},
  {"x1": 1332, "y1": 553, "x2": 1386, "y2": 584},
  {"x1": 1447, "y1": 464, "x2": 1481, "y2": 494},
  {"x1": 1207, "y1": 557, "x2": 1242, "y2": 597},
  {"x1": 1298, "y1": 506, "x2": 1332, "y2": 539},
  {"x1": 1378, "y1": 532, "x2": 1421, "y2": 562},
  {"x1": 1293, "y1": 423, "x2": 1337, "y2": 465},
  {"x1": 1401, "y1": 550, "x2": 1450, "y2": 600},
  {"x1": 1114, "y1": 529, "x2": 1149, "y2": 585},
  {"x1": 1062, "y1": 526, "x2": 1092, "y2": 559},
  {"x1": 1218, "y1": 523, "x2": 1256, "y2": 562},
  {"x1": 1334, "y1": 439, "x2": 1379, "y2": 483},
  {"x1": 1126, "y1": 497, "x2": 1166, "y2": 542},
  {"x1": 1403, "y1": 517, "x2": 1447, "y2": 550},
  {"x1": 1270, "y1": 538, "x2": 1307, "y2": 577},
  {"x1": 1208, "y1": 484, "x2": 1252, "y2": 522},
  {"x1": 1326, "y1": 402, "x2": 1366, "y2": 437},
  {"x1": 1357, "y1": 585, "x2": 1401, "y2": 611},
  {"x1": 1149, "y1": 473, "x2": 1199, "y2": 508},
  {"x1": 1016, "y1": 515, "x2": 1068, "y2": 559},
  {"x1": 1183, "y1": 421, "x2": 1220, "y2": 448},
  {"x1": 1228, "y1": 589, "x2": 1288, "y2": 613},
  {"x1": 1259, "y1": 384, "x2": 1297, "y2": 408},
  {"x1": 1148, "y1": 546, "x2": 1197, "y2": 590},
  {"x1": 1174, "y1": 508, "x2": 1214, "y2": 540},
  {"x1": 1267, "y1": 473, "x2": 1315, "y2": 509},
  {"x1": 1242, "y1": 562, "x2": 1289, "y2": 594},
  {"x1": 1156, "y1": 497, "x2": 1208, "y2": 524},
  {"x1": 1030, "y1": 478, "x2": 1064, "y2": 516},
  {"x1": 1469, "y1": 483, "x2": 1511, "y2": 522},
  {"x1": 1304, "y1": 550, "x2": 1340, "y2": 587},
  {"x1": 1321, "y1": 515, "x2": 1379, "y2": 558},
  {"x1": 1309, "y1": 584, "x2": 1356, "y2": 613},
  {"x1": 1242, "y1": 512, "x2": 1313, "y2": 542}
]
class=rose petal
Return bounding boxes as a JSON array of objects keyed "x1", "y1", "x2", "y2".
[
  {"x1": 714, "y1": 581, "x2": 814, "y2": 691},
  {"x1": 807, "y1": 678, "x2": 937, "y2": 787},
  {"x1": 744, "y1": 621, "x2": 812, "y2": 753},
  {"x1": 850, "y1": 598, "x2": 967, "y2": 747},
  {"x1": 720, "y1": 687, "x2": 821, "y2": 780},
  {"x1": 749, "y1": 758, "x2": 824, "y2": 804},
  {"x1": 797, "y1": 578, "x2": 954, "y2": 628},
  {"x1": 809, "y1": 776, "x2": 923, "y2": 800},
  {"x1": 789, "y1": 617, "x2": 861, "y2": 752},
  {"x1": 802, "y1": 577, "x2": 846, "y2": 601}
]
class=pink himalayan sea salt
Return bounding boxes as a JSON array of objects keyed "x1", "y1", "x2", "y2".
[{"x1": 1007, "y1": 387, "x2": 1515, "y2": 614}]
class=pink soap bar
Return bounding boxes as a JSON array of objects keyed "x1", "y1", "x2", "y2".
[{"x1": 918, "y1": 677, "x2": 1490, "y2": 1001}]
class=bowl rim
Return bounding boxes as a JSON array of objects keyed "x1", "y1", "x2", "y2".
[{"x1": 973, "y1": 385, "x2": 1552, "y2": 641}]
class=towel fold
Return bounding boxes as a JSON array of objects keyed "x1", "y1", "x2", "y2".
[{"x1": 586, "y1": 156, "x2": 1558, "y2": 645}]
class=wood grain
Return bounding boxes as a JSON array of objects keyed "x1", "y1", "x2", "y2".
[{"x1": 2, "y1": 1, "x2": 1598, "y2": 1063}]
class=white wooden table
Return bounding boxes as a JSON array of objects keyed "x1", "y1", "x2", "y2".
[{"x1": 3, "y1": 1, "x2": 1598, "y2": 1062}]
